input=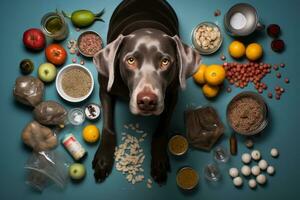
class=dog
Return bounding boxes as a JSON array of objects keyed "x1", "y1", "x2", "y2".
[{"x1": 93, "y1": 0, "x2": 201, "y2": 184}]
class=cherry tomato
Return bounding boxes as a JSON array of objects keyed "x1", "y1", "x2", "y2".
[{"x1": 45, "y1": 44, "x2": 67, "y2": 66}]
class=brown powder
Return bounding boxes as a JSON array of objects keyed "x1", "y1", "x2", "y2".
[
  {"x1": 61, "y1": 68, "x2": 92, "y2": 98},
  {"x1": 228, "y1": 97, "x2": 264, "y2": 134}
]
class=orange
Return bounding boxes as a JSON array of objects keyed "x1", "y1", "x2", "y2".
[
  {"x1": 204, "y1": 64, "x2": 226, "y2": 86},
  {"x1": 82, "y1": 125, "x2": 100, "y2": 143},
  {"x1": 246, "y1": 43, "x2": 263, "y2": 61},
  {"x1": 202, "y1": 84, "x2": 219, "y2": 98},
  {"x1": 228, "y1": 41, "x2": 246, "y2": 59},
  {"x1": 193, "y1": 64, "x2": 207, "y2": 85}
]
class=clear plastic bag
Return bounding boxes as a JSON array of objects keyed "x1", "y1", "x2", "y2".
[{"x1": 24, "y1": 151, "x2": 70, "y2": 192}]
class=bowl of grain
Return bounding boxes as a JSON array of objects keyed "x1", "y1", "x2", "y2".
[
  {"x1": 77, "y1": 30, "x2": 103, "y2": 58},
  {"x1": 56, "y1": 64, "x2": 94, "y2": 103},
  {"x1": 191, "y1": 22, "x2": 223, "y2": 55},
  {"x1": 226, "y1": 91, "x2": 268, "y2": 136}
]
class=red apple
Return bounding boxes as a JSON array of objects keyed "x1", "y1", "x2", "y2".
[{"x1": 23, "y1": 28, "x2": 46, "y2": 51}]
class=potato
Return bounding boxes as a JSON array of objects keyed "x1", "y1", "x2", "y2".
[
  {"x1": 22, "y1": 121, "x2": 57, "y2": 152},
  {"x1": 13, "y1": 76, "x2": 44, "y2": 107}
]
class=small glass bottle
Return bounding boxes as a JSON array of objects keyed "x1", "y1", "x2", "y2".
[
  {"x1": 213, "y1": 145, "x2": 230, "y2": 163},
  {"x1": 204, "y1": 163, "x2": 221, "y2": 182}
]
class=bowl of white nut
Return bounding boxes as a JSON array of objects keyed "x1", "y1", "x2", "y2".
[{"x1": 191, "y1": 22, "x2": 223, "y2": 55}]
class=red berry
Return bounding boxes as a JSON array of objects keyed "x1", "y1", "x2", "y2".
[
  {"x1": 271, "y1": 39, "x2": 285, "y2": 52},
  {"x1": 267, "y1": 24, "x2": 281, "y2": 38}
]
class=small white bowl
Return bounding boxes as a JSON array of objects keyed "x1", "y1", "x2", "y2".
[{"x1": 56, "y1": 64, "x2": 94, "y2": 103}]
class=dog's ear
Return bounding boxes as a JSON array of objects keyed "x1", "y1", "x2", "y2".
[
  {"x1": 93, "y1": 34, "x2": 125, "y2": 92},
  {"x1": 171, "y1": 35, "x2": 201, "y2": 89}
]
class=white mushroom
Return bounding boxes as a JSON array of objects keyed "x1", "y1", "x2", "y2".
[
  {"x1": 229, "y1": 168, "x2": 239, "y2": 178},
  {"x1": 256, "y1": 174, "x2": 267, "y2": 185},
  {"x1": 267, "y1": 166, "x2": 275, "y2": 175},
  {"x1": 233, "y1": 176, "x2": 243, "y2": 187},
  {"x1": 241, "y1": 165, "x2": 251, "y2": 176},
  {"x1": 251, "y1": 150, "x2": 261, "y2": 161},
  {"x1": 241, "y1": 153, "x2": 251, "y2": 164},
  {"x1": 258, "y1": 159, "x2": 268, "y2": 170},
  {"x1": 270, "y1": 148, "x2": 279, "y2": 158},
  {"x1": 251, "y1": 166, "x2": 261, "y2": 176},
  {"x1": 248, "y1": 179, "x2": 257, "y2": 189}
]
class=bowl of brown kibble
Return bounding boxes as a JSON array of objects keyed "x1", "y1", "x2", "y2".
[
  {"x1": 56, "y1": 64, "x2": 94, "y2": 103},
  {"x1": 191, "y1": 22, "x2": 223, "y2": 55},
  {"x1": 226, "y1": 91, "x2": 268, "y2": 136},
  {"x1": 77, "y1": 30, "x2": 103, "y2": 58}
]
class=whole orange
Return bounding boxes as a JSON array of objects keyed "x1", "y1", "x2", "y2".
[
  {"x1": 202, "y1": 84, "x2": 219, "y2": 98},
  {"x1": 193, "y1": 64, "x2": 207, "y2": 85},
  {"x1": 204, "y1": 64, "x2": 226, "y2": 86},
  {"x1": 246, "y1": 43, "x2": 263, "y2": 61},
  {"x1": 228, "y1": 41, "x2": 246, "y2": 59},
  {"x1": 82, "y1": 125, "x2": 100, "y2": 143}
]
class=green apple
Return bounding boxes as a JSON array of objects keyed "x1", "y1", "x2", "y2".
[
  {"x1": 38, "y1": 62, "x2": 57, "y2": 82},
  {"x1": 69, "y1": 163, "x2": 86, "y2": 180}
]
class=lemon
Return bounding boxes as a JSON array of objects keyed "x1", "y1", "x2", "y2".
[
  {"x1": 246, "y1": 43, "x2": 263, "y2": 61},
  {"x1": 202, "y1": 84, "x2": 219, "y2": 98},
  {"x1": 204, "y1": 64, "x2": 226, "y2": 86},
  {"x1": 228, "y1": 41, "x2": 246, "y2": 59},
  {"x1": 193, "y1": 64, "x2": 207, "y2": 85},
  {"x1": 82, "y1": 125, "x2": 100, "y2": 143}
]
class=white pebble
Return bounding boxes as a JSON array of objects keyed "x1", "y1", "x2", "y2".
[
  {"x1": 241, "y1": 165, "x2": 251, "y2": 176},
  {"x1": 233, "y1": 176, "x2": 243, "y2": 187},
  {"x1": 258, "y1": 159, "x2": 268, "y2": 170},
  {"x1": 270, "y1": 148, "x2": 279, "y2": 157},
  {"x1": 251, "y1": 166, "x2": 261, "y2": 176},
  {"x1": 251, "y1": 150, "x2": 261, "y2": 160},
  {"x1": 256, "y1": 174, "x2": 267, "y2": 185},
  {"x1": 248, "y1": 179, "x2": 257, "y2": 189},
  {"x1": 241, "y1": 153, "x2": 251, "y2": 164},
  {"x1": 229, "y1": 168, "x2": 239, "y2": 178},
  {"x1": 267, "y1": 166, "x2": 275, "y2": 175}
]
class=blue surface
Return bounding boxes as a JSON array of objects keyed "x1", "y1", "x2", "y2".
[{"x1": 1, "y1": 0, "x2": 300, "y2": 199}]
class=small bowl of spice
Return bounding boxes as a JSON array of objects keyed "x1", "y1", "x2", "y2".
[
  {"x1": 77, "y1": 30, "x2": 103, "y2": 58},
  {"x1": 191, "y1": 22, "x2": 223, "y2": 55},
  {"x1": 227, "y1": 91, "x2": 268, "y2": 136},
  {"x1": 176, "y1": 167, "x2": 199, "y2": 190},
  {"x1": 56, "y1": 64, "x2": 94, "y2": 103},
  {"x1": 168, "y1": 135, "x2": 189, "y2": 156}
]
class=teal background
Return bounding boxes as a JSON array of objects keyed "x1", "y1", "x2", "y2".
[{"x1": 0, "y1": 0, "x2": 299, "y2": 199}]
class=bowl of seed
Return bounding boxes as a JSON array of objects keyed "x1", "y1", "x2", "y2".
[
  {"x1": 56, "y1": 64, "x2": 94, "y2": 103},
  {"x1": 191, "y1": 22, "x2": 223, "y2": 55}
]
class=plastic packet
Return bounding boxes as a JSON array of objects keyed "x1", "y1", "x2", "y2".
[
  {"x1": 184, "y1": 106, "x2": 224, "y2": 151},
  {"x1": 24, "y1": 151, "x2": 70, "y2": 192}
]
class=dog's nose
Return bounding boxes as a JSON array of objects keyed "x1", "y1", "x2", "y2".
[{"x1": 137, "y1": 92, "x2": 158, "y2": 111}]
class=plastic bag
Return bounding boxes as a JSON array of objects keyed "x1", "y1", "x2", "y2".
[
  {"x1": 24, "y1": 151, "x2": 70, "y2": 192},
  {"x1": 22, "y1": 121, "x2": 58, "y2": 152},
  {"x1": 13, "y1": 76, "x2": 44, "y2": 107},
  {"x1": 185, "y1": 106, "x2": 224, "y2": 151},
  {"x1": 33, "y1": 101, "x2": 67, "y2": 126}
]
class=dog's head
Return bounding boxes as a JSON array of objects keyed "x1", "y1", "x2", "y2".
[{"x1": 94, "y1": 29, "x2": 201, "y2": 116}]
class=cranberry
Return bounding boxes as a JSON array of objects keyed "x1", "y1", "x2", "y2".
[
  {"x1": 267, "y1": 24, "x2": 281, "y2": 38},
  {"x1": 271, "y1": 39, "x2": 285, "y2": 52}
]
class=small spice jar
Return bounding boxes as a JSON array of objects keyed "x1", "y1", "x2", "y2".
[
  {"x1": 62, "y1": 134, "x2": 87, "y2": 161},
  {"x1": 84, "y1": 103, "x2": 101, "y2": 120}
]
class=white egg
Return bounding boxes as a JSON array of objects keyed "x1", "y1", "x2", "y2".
[
  {"x1": 267, "y1": 166, "x2": 275, "y2": 175},
  {"x1": 251, "y1": 150, "x2": 261, "y2": 160},
  {"x1": 233, "y1": 176, "x2": 243, "y2": 187},
  {"x1": 251, "y1": 166, "x2": 261, "y2": 176},
  {"x1": 256, "y1": 174, "x2": 267, "y2": 185},
  {"x1": 248, "y1": 179, "x2": 257, "y2": 189},
  {"x1": 229, "y1": 168, "x2": 239, "y2": 178},
  {"x1": 241, "y1": 153, "x2": 252, "y2": 164},
  {"x1": 241, "y1": 165, "x2": 251, "y2": 176},
  {"x1": 271, "y1": 148, "x2": 279, "y2": 158},
  {"x1": 258, "y1": 159, "x2": 268, "y2": 170}
]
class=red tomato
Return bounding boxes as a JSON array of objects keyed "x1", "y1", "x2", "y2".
[{"x1": 45, "y1": 44, "x2": 67, "y2": 65}]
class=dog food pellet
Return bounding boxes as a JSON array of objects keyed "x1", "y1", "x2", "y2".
[
  {"x1": 220, "y1": 54, "x2": 226, "y2": 61},
  {"x1": 229, "y1": 168, "x2": 239, "y2": 178},
  {"x1": 284, "y1": 78, "x2": 290, "y2": 83},
  {"x1": 273, "y1": 64, "x2": 279, "y2": 70},
  {"x1": 275, "y1": 94, "x2": 280, "y2": 100},
  {"x1": 258, "y1": 159, "x2": 268, "y2": 170},
  {"x1": 242, "y1": 153, "x2": 251, "y2": 164},
  {"x1": 226, "y1": 87, "x2": 232, "y2": 93},
  {"x1": 276, "y1": 72, "x2": 281, "y2": 78},
  {"x1": 267, "y1": 166, "x2": 275, "y2": 175},
  {"x1": 245, "y1": 138, "x2": 254, "y2": 148},
  {"x1": 251, "y1": 150, "x2": 261, "y2": 160},
  {"x1": 214, "y1": 9, "x2": 221, "y2": 16},
  {"x1": 241, "y1": 165, "x2": 251, "y2": 176},
  {"x1": 248, "y1": 179, "x2": 257, "y2": 189},
  {"x1": 256, "y1": 174, "x2": 267, "y2": 185},
  {"x1": 268, "y1": 92, "x2": 273, "y2": 99},
  {"x1": 233, "y1": 176, "x2": 243, "y2": 187},
  {"x1": 280, "y1": 63, "x2": 285, "y2": 68},
  {"x1": 270, "y1": 148, "x2": 279, "y2": 157},
  {"x1": 80, "y1": 60, "x2": 85, "y2": 65},
  {"x1": 251, "y1": 166, "x2": 261, "y2": 176}
]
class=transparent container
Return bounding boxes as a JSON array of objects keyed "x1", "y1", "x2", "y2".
[
  {"x1": 41, "y1": 11, "x2": 69, "y2": 41},
  {"x1": 204, "y1": 163, "x2": 221, "y2": 182}
]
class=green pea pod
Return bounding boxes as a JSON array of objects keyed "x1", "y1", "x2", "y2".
[{"x1": 62, "y1": 9, "x2": 105, "y2": 28}]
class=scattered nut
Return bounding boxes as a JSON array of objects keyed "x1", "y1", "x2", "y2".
[{"x1": 194, "y1": 24, "x2": 221, "y2": 51}]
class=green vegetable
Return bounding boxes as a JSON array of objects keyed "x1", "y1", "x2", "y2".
[
  {"x1": 20, "y1": 59, "x2": 34, "y2": 75},
  {"x1": 62, "y1": 9, "x2": 105, "y2": 28}
]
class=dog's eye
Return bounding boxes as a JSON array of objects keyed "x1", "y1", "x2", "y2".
[
  {"x1": 126, "y1": 57, "x2": 136, "y2": 65},
  {"x1": 160, "y1": 58, "x2": 170, "y2": 69}
]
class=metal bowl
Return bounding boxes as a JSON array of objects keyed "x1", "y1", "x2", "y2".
[
  {"x1": 226, "y1": 91, "x2": 268, "y2": 136},
  {"x1": 191, "y1": 22, "x2": 223, "y2": 55},
  {"x1": 77, "y1": 30, "x2": 103, "y2": 58},
  {"x1": 168, "y1": 135, "x2": 189, "y2": 156},
  {"x1": 176, "y1": 166, "x2": 199, "y2": 190}
]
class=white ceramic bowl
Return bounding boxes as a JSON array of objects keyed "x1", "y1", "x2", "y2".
[{"x1": 56, "y1": 64, "x2": 94, "y2": 103}]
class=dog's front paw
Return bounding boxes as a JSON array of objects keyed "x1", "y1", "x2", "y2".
[
  {"x1": 92, "y1": 129, "x2": 116, "y2": 182},
  {"x1": 151, "y1": 137, "x2": 170, "y2": 184}
]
